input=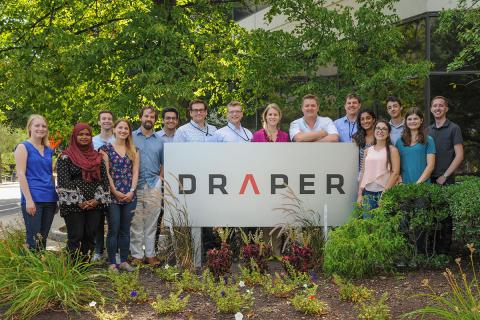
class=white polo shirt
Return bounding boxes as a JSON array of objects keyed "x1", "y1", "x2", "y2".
[{"x1": 289, "y1": 116, "x2": 338, "y2": 141}]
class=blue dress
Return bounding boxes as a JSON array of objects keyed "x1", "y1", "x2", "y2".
[{"x1": 101, "y1": 144, "x2": 135, "y2": 204}]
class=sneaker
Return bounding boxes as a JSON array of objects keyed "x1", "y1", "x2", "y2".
[
  {"x1": 92, "y1": 253, "x2": 102, "y2": 262},
  {"x1": 119, "y1": 262, "x2": 136, "y2": 272},
  {"x1": 130, "y1": 257, "x2": 144, "y2": 266},
  {"x1": 115, "y1": 253, "x2": 121, "y2": 264},
  {"x1": 108, "y1": 264, "x2": 118, "y2": 273}
]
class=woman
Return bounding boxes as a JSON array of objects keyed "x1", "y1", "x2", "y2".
[
  {"x1": 100, "y1": 119, "x2": 139, "y2": 272},
  {"x1": 57, "y1": 123, "x2": 111, "y2": 259},
  {"x1": 357, "y1": 120, "x2": 400, "y2": 211},
  {"x1": 251, "y1": 103, "x2": 290, "y2": 142},
  {"x1": 395, "y1": 108, "x2": 435, "y2": 184},
  {"x1": 352, "y1": 109, "x2": 376, "y2": 172},
  {"x1": 14, "y1": 115, "x2": 57, "y2": 250}
]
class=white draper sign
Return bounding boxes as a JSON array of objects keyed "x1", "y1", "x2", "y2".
[{"x1": 163, "y1": 143, "x2": 358, "y2": 227}]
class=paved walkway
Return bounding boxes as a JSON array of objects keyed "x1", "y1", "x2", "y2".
[{"x1": 0, "y1": 182, "x2": 65, "y2": 249}]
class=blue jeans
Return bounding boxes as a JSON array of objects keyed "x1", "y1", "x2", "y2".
[
  {"x1": 107, "y1": 200, "x2": 136, "y2": 264},
  {"x1": 21, "y1": 202, "x2": 56, "y2": 250},
  {"x1": 362, "y1": 190, "x2": 382, "y2": 219}
]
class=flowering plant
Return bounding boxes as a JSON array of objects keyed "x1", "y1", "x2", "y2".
[
  {"x1": 239, "y1": 228, "x2": 271, "y2": 272},
  {"x1": 282, "y1": 243, "x2": 313, "y2": 273},
  {"x1": 207, "y1": 228, "x2": 233, "y2": 277},
  {"x1": 290, "y1": 285, "x2": 328, "y2": 315}
]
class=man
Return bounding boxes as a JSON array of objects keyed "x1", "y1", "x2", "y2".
[
  {"x1": 92, "y1": 110, "x2": 115, "y2": 150},
  {"x1": 213, "y1": 101, "x2": 253, "y2": 142},
  {"x1": 386, "y1": 96, "x2": 404, "y2": 145},
  {"x1": 131, "y1": 106, "x2": 164, "y2": 265},
  {"x1": 334, "y1": 93, "x2": 361, "y2": 142},
  {"x1": 92, "y1": 110, "x2": 115, "y2": 262},
  {"x1": 289, "y1": 94, "x2": 339, "y2": 142},
  {"x1": 174, "y1": 99, "x2": 217, "y2": 142},
  {"x1": 157, "y1": 107, "x2": 179, "y2": 143},
  {"x1": 428, "y1": 95, "x2": 464, "y2": 254}
]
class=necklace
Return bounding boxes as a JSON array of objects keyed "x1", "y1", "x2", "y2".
[
  {"x1": 190, "y1": 122, "x2": 211, "y2": 136},
  {"x1": 227, "y1": 124, "x2": 250, "y2": 141}
]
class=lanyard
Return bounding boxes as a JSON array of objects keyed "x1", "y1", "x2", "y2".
[
  {"x1": 190, "y1": 122, "x2": 211, "y2": 136},
  {"x1": 227, "y1": 124, "x2": 250, "y2": 141},
  {"x1": 348, "y1": 121, "x2": 356, "y2": 139}
]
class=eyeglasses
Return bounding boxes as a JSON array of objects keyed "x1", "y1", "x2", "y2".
[
  {"x1": 164, "y1": 117, "x2": 177, "y2": 121},
  {"x1": 375, "y1": 127, "x2": 389, "y2": 132},
  {"x1": 228, "y1": 110, "x2": 242, "y2": 114},
  {"x1": 191, "y1": 109, "x2": 206, "y2": 113}
]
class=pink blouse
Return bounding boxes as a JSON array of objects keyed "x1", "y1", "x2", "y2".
[
  {"x1": 251, "y1": 129, "x2": 290, "y2": 142},
  {"x1": 360, "y1": 146, "x2": 391, "y2": 190}
]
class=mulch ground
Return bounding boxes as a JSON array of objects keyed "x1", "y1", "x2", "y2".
[{"x1": 28, "y1": 260, "x2": 459, "y2": 320}]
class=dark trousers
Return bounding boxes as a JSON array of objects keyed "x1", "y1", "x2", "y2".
[
  {"x1": 64, "y1": 209, "x2": 102, "y2": 257},
  {"x1": 21, "y1": 202, "x2": 56, "y2": 250},
  {"x1": 95, "y1": 208, "x2": 108, "y2": 254},
  {"x1": 107, "y1": 200, "x2": 136, "y2": 264},
  {"x1": 361, "y1": 190, "x2": 382, "y2": 219},
  {"x1": 432, "y1": 176, "x2": 454, "y2": 254}
]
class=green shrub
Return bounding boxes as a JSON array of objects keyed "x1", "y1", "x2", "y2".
[
  {"x1": 261, "y1": 272, "x2": 297, "y2": 298},
  {"x1": 290, "y1": 285, "x2": 328, "y2": 315},
  {"x1": 323, "y1": 210, "x2": 408, "y2": 279},
  {"x1": 381, "y1": 183, "x2": 449, "y2": 258},
  {"x1": 356, "y1": 293, "x2": 390, "y2": 320},
  {"x1": 447, "y1": 176, "x2": 480, "y2": 248},
  {"x1": 110, "y1": 270, "x2": 148, "y2": 302},
  {"x1": 151, "y1": 290, "x2": 190, "y2": 315},
  {"x1": 0, "y1": 227, "x2": 105, "y2": 320},
  {"x1": 333, "y1": 274, "x2": 373, "y2": 303}
]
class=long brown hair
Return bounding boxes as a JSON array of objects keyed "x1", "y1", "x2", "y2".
[
  {"x1": 374, "y1": 119, "x2": 393, "y2": 172},
  {"x1": 113, "y1": 119, "x2": 137, "y2": 161},
  {"x1": 401, "y1": 107, "x2": 427, "y2": 146}
]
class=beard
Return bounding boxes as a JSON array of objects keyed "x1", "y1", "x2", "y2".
[{"x1": 142, "y1": 121, "x2": 153, "y2": 130}]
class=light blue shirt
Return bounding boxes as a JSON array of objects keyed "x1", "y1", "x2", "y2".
[
  {"x1": 396, "y1": 135, "x2": 436, "y2": 184},
  {"x1": 92, "y1": 134, "x2": 115, "y2": 150},
  {"x1": 133, "y1": 128, "x2": 164, "y2": 188},
  {"x1": 173, "y1": 120, "x2": 217, "y2": 142},
  {"x1": 213, "y1": 122, "x2": 253, "y2": 142},
  {"x1": 157, "y1": 129, "x2": 175, "y2": 143},
  {"x1": 389, "y1": 120, "x2": 405, "y2": 145},
  {"x1": 289, "y1": 116, "x2": 338, "y2": 141},
  {"x1": 334, "y1": 116, "x2": 358, "y2": 142}
]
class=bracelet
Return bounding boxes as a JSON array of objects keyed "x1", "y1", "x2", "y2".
[{"x1": 129, "y1": 188, "x2": 136, "y2": 193}]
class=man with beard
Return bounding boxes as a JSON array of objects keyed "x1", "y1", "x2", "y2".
[{"x1": 131, "y1": 106, "x2": 164, "y2": 265}]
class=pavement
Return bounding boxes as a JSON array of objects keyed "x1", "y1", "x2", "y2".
[{"x1": 0, "y1": 182, "x2": 66, "y2": 249}]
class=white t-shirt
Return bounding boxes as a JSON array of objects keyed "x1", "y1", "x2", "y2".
[{"x1": 289, "y1": 116, "x2": 338, "y2": 141}]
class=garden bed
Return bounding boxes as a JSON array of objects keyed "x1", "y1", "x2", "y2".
[{"x1": 27, "y1": 261, "x2": 454, "y2": 320}]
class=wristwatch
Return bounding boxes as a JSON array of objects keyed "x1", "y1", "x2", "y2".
[
  {"x1": 129, "y1": 187, "x2": 136, "y2": 193},
  {"x1": 442, "y1": 173, "x2": 449, "y2": 179}
]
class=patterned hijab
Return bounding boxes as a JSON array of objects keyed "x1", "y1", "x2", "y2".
[{"x1": 62, "y1": 123, "x2": 102, "y2": 182}]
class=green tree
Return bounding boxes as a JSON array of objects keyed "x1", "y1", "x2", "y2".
[
  {"x1": 0, "y1": 124, "x2": 24, "y2": 182},
  {"x1": 437, "y1": 0, "x2": 480, "y2": 71}
]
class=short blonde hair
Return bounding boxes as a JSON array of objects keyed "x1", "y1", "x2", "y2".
[
  {"x1": 26, "y1": 114, "x2": 49, "y2": 146},
  {"x1": 262, "y1": 103, "x2": 283, "y2": 129}
]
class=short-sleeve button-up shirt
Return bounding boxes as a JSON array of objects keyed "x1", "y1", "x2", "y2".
[
  {"x1": 133, "y1": 128, "x2": 164, "y2": 188},
  {"x1": 334, "y1": 116, "x2": 357, "y2": 142},
  {"x1": 173, "y1": 120, "x2": 217, "y2": 142}
]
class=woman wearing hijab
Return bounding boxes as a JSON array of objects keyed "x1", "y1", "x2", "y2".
[{"x1": 57, "y1": 123, "x2": 111, "y2": 258}]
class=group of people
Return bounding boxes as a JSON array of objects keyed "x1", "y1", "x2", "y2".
[{"x1": 14, "y1": 93, "x2": 464, "y2": 270}]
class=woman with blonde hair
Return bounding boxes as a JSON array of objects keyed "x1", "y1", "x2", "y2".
[
  {"x1": 251, "y1": 103, "x2": 290, "y2": 142},
  {"x1": 14, "y1": 114, "x2": 58, "y2": 250},
  {"x1": 100, "y1": 119, "x2": 139, "y2": 272}
]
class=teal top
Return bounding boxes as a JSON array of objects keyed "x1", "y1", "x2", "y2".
[{"x1": 395, "y1": 135, "x2": 436, "y2": 183}]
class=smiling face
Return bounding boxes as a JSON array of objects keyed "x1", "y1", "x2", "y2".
[
  {"x1": 406, "y1": 113, "x2": 423, "y2": 131},
  {"x1": 190, "y1": 102, "x2": 207, "y2": 124},
  {"x1": 114, "y1": 121, "x2": 131, "y2": 140},
  {"x1": 430, "y1": 98, "x2": 448, "y2": 120},
  {"x1": 374, "y1": 122, "x2": 390, "y2": 141},
  {"x1": 302, "y1": 98, "x2": 319, "y2": 119},
  {"x1": 76, "y1": 128, "x2": 92, "y2": 146},
  {"x1": 163, "y1": 111, "x2": 178, "y2": 131},
  {"x1": 29, "y1": 118, "x2": 48, "y2": 140},
  {"x1": 359, "y1": 112, "x2": 375, "y2": 131},
  {"x1": 98, "y1": 112, "x2": 113, "y2": 131},
  {"x1": 345, "y1": 98, "x2": 361, "y2": 118},
  {"x1": 227, "y1": 105, "x2": 243, "y2": 126},
  {"x1": 141, "y1": 108, "x2": 157, "y2": 130},
  {"x1": 265, "y1": 107, "x2": 281, "y2": 128},
  {"x1": 386, "y1": 101, "x2": 402, "y2": 119}
]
